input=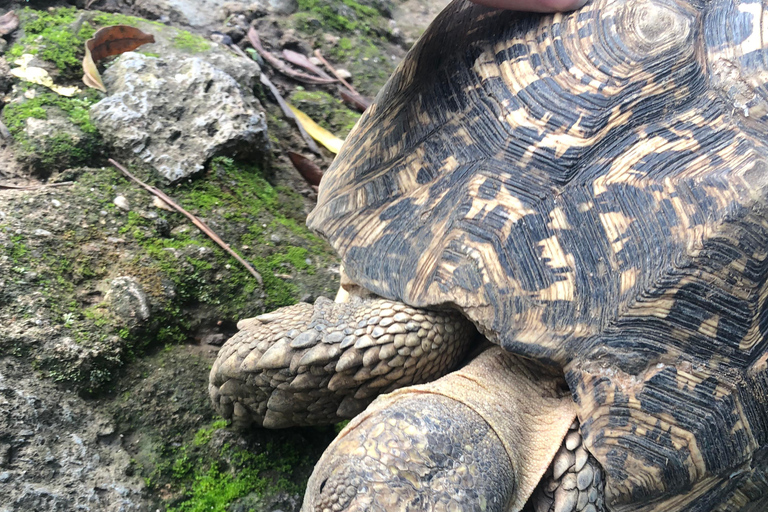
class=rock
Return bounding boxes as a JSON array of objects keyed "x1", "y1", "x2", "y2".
[
  {"x1": 14, "y1": 107, "x2": 91, "y2": 178},
  {"x1": 0, "y1": 360, "x2": 145, "y2": 512},
  {"x1": 335, "y1": 68, "x2": 352, "y2": 80},
  {"x1": 248, "y1": 0, "x2": 299, "y2": 15},
  {"x1": 107, "y1": 276, "x2": 152, "y2": 326},
  {"x1": 202, "y1": 333, "x2": 226, "y2": 345},
  {"x1": 90, "y1": 52, "x2": 268, "y2": 183},
  {"x1": 114, "y1": 195, "x2": 131, "y2": 211},
  {"x1": 0, "y1": 56, "x2": 11, "y2": 95}
]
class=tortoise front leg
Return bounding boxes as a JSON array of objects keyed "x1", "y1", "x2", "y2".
[
  {"x1": 303, "y1": 346, "x2": 602, "y2": 512},
  {"x1": 209, "y1": 296, "x2": 476, "y2": 428}
]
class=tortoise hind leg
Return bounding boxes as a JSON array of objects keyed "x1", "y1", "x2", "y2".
[
  {"x1": 302, "y1": 347, "x2": 581, "y2": 512},
  {"x1": 209, "y1": 296, "x2": 476, "y2": 428},
  {"x1": 526, "y1": 421, "x2": 607, "y2": 512}
]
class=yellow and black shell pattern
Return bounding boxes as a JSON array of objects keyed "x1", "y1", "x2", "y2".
[{"x1": 307, "y1": 0, "x2": 768, "y2": 510}]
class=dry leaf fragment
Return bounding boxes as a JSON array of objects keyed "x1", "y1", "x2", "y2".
[
  {"x1": 287, "y1": 103, "x2": 344, "y2": 154},
  {"x1": 0, "y1": 10, "x2": 19, "y2": 36},
  {"x1": 287, "y1": 151, "x2": 323, "y2": 187},
  {"x1": 82, "y1": 25, "x2": 155, "y2": 92},
  {"x1": 11, "y1": 54, "x2": 80, "y2": 96}
]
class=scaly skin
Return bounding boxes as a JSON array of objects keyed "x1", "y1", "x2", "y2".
[
  {"x1": 209, "y1": 296, "x2": 477, "y2": 428},
  {"x1": 302, "y1": 347, "x2": 592, "y2": 512}
]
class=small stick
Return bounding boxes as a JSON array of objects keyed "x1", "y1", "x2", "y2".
[
  {"x1": 227, "y1": 43, "x2": 322, "y2": 155},
  {"x1": 108, "y1": 158, "x2": 263, "y2": 285},
  {"x1": 313, "y1": 50, "x2": 370, "y2": 104},
  {"x1": 248, "y1": 28, "x2": 337, "y2": 85},
  {"x1": 259, "y1": 73, "x2": 322, "y2": 155},
  {"x1": 282, "y1": 49, "x2": 333, "y2": 80},
  {"x1": 0, "y1": 182, "x2": 74, "y2": 190}
]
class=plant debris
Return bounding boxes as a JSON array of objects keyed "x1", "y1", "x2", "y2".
[
  {"x1": 247, "y1": 27, "x2": 336, "y2": 85},
  {"x1": 314, "y1": 50, "x2": 371, "y2": 111},
  {"x1": 259, "y1": 73, "x2": 322, "y2": 155},
  {"x1": 287, "y1": 151, "x2": 323, "y2": 188},
  {"x1": 282, "y1": 49, "x2": 333, "y2": 80},
  {"x1": 83, "y1": 25, "x2": 156, "y2": 92},
  {"x1": 288, "y1": 103, "x2": 344, "y2": 154},
  {"x1": 109, "y1": 158, "x2": 263, "y2": 285}
]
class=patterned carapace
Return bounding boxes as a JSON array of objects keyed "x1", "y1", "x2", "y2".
[{"x1": 308, "y1": 0, "x2": 768, "y2": 509}]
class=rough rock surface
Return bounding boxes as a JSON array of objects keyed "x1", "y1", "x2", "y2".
[
  {"x1": 0, "y1": 358, "x2": 146, "y2": 512},
  {"x1": 91, "y1": 53, "x2": 268, "y2": 182},
  {"x1": 156, "y1": 0, "x2": 299, "y2": 27}
]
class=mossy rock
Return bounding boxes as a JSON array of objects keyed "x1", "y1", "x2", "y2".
[
  {"x1": 0, "y1": 157, "x2": 339, "y2": 394},
  {"x1": 2, "y1": 90, "x2": 104, "y2": 176}
]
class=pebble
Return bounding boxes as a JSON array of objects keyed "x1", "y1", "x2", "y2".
[
  {"x1": 51, "y1": 199, "x2": 62, "y2": 207},
  {"x1": 113, "y1": 196, "x2": 130, "y2": 211},
  {"x1": 336, "y1": 68, "x2": 352, "y2": 79}
]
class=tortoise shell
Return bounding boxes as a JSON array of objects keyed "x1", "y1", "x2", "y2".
[{"x1": 306, "y1": 0, "x2": 768, "y2": 510}]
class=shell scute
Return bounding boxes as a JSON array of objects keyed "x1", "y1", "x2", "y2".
[{"x1": 307, "y1": 0, "x2": 768, "y2": 509}]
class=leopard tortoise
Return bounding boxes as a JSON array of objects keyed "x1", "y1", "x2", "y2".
[{"x1": 209, "y1": 0, "x2": 768, "y2": 509}]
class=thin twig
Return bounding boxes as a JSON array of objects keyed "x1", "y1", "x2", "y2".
[
  {"x1": 313, "y1": 50, "x2": 371, "y2": 110},
  {"x1": 282, "y1": 49, "x2": 333, "y2": 80},
  {"x1": 227, "y1": 42, "x2": 251, "y2": 60},
  {"x1": 108, "y1": 159, "x2": 263, "y2": 285},
  {"x1": 247, "y1": 28, "x2": 337, "y2": 85},
  {"x1": 0, "y1": 181, "x2": 74, "y2": 190},
  {"x1": 259, "y1": 73, "x2": 322, "y2": 155}
]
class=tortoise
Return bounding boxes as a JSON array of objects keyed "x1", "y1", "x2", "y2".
[{"x1": 209, "y1": 0, "x2": 768, "y2": 509}]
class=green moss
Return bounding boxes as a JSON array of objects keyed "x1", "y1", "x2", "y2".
[
  {"x1": 295, "y1": 0, "x2": 382, "y2": 34},
  {"x1": 172, "y1": 30, "x2": 211, "y2": 53},
  {"x1": 115, "y1": 157, "x2": 335, "y2": 319},
  {"x1": 2, "y1": 91, "x2": 99, "y2": 136},
  {"x1": 128, "y1": 416, "x2": 316, "y2": 512},
  {"x1": 8, "y1": 235, "x2": 30, "y2": 262},
  {"x1": 6, "y1": 8, "x2": 166, "y2": 81},
  {"x1": 193, "y1": 419, "x2": 228, "y2": 447},
  {"x1": 167, "y1": 442, "x2": 304, "y2": 512},
  {"x1": 289, "y1": 89, "x2": 361, "y2": 137},
  {"x1": 2, "y1": 90, "x2": 103, "y2": 174},
  {"x1": 7, "y1": 7, "x2": 96, "y2": 77}
]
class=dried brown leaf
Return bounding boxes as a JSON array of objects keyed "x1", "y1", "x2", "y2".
[
  {"x1": 339, "y1": 88, "x2": 371, "y2": 112},
  {"x1": 82, "y1": 25, "x2": 155, "y2": 92},
  {"x1": 287, "y1": 151, "x2": 324, "y2": 187}
]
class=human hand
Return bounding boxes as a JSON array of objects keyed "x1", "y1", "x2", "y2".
[{"x1": 470, "y1": 0, "x2": 588, "y2": 12}]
